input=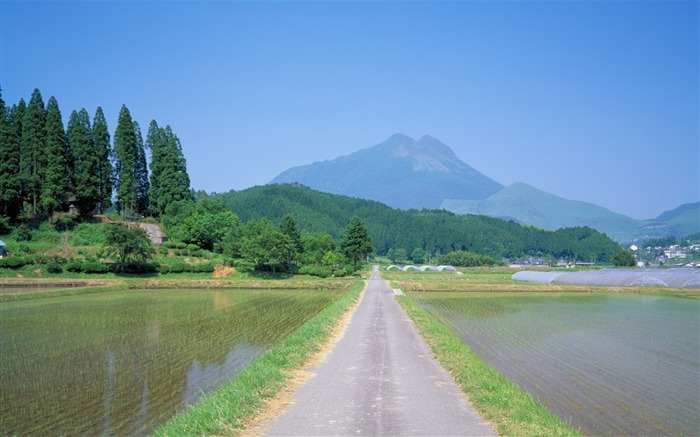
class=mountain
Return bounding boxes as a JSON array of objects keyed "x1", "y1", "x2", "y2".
[
  {"x1": 271, "y1": 134, "x2": 698, "y2": 243},
  {"x1": 637, "y1": 202, "x2": 700, "y2": 241},
  {"x1": 441, "y1": 182, "x2": 641, "y2": 242},
  {"x1": 271, "y1": 133, "x2": 503, "y2": 209}
]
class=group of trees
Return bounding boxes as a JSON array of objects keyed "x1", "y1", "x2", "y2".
[
  {"x1": 161, "y1": 196, "x2": 373, "y2": 273},
  {"x1": 0, "y1": 88, "x2": 191, "y2": 228}
]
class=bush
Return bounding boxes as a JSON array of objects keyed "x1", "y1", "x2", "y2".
[
  {"x1": 167, "y1": 262, "x2": 190, "y2": 273},
  {"x1": 0, "y1": 216, "x2": 11, "y2": 235},
  {"x1": 193, "y1": 263, "x2": 215, "y2": 273},
  {"x1": 298, "y1": 266, "x2": 332, "y2": 278},
  {"x1": 0, "y1": 257, "x2": 29, "y2": 269},
  {"x1": 234, "y1": 258, "x2": 255, "y2": 273},
  {"x1": 46, "y1": 262, "x2": 63, "y2": 273},
  {"x1": 187, "y1": 244, "x2": 200, "y2": 252},
  {"x1": 65, "y1": 261, "x2": 83, "y2": 273},
  {"x1": 332, "y1": 266, "x2": 353, "y2": 277},
  {"x1": 122, "y1": 262, "x2": 159, "y2": 274},
  {"x1": 53, "y1": 213, "x2": 79, "y2": 231},
  {"x1": 81, "y1": 262, "x2": 110, "y2": 274},
  {"x1": 162, "y1": 241, "x2": 176, "y2": 249},
  {"x1": 14, "y1": 224, "x2": 32, "y2": 242},
  {"x1": 175, "y1": 242, "x2": 187, "y2": 250}
]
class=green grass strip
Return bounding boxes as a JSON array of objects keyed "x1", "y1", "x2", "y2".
[
  {"x1": 153, "y1": 280, "x2": 365, "y2": 436},
  {"x1": 396, "y1": 295, "x2": 581, "y2": 437}
]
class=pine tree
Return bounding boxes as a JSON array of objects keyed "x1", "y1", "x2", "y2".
[
  {"x1": 148, "y1": 123, "x2": 191, "y2": 217},
  {"x1": 340, "y1": 216, "x2": 373, "y2": 271},
  {"x1": 114, "y1": 105, "x2": 138, "y2": 219},
  {"x1": 146, "y1": 120, "x2": 165, "y2": 215},
  {"x1": 92, "y1": 107, "x2": 112, "y2": 213},
  {"x1": 0, "y1": 89, "x2": 22, "y2": 221},
  {"x1": 21, "y1": 88, "x2": 46, "y2": 214},
  {"x1": 69, "y1": 108, "x2": 100, "y2": 216},
  {"x1": 41, "y1": 96, "x2": 69, "y2": 215},
  {"x1": 133, "y1": 121, "x2": 149, "y2": 215}
]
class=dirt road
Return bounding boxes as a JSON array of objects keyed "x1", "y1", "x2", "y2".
[{"x1": 262, "y1": 266, "x2": 494, "y2": 436}]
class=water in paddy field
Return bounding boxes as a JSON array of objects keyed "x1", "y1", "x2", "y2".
[
  {"x1": 411, "y1": 292, "x2": 700, "y2": 436},
  {"x1": 0, "y1": 289, "x2": 340, "y2": 435}
]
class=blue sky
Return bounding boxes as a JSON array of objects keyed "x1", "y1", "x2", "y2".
[{"x1": 1, "y1": 0, "x2": 697, "y2": 220}]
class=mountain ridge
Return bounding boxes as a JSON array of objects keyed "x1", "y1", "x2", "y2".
[{"x1": 270, "y1": 134, "x2": 699, "y2": 242}]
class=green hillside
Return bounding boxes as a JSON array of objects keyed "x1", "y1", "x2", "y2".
[{"x1": 215, "y1": 183, "x2": 620, "y2": 262}]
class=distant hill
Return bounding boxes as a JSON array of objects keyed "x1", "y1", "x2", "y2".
[
  {"x1": 271, "y1": 134, "x2": 503, "y2": 209},
  {"x1": 441, "y1": 182, "x2": 641, "y2": 242},
  {"x1": 636, "y1": 202, "x2": 700, "y2": 242},
  {"x1": 270, "y1": 134, "x2": 698, "y2": 243},
  {"x1": 214, "y1": 183, "x2": 621, "y2": 262}
]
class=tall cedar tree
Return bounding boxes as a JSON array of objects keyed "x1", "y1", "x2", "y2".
[
  {"x1": 41, "y1": 96, "x2": 70, "y2": 215},
  {"x1": 92, "y1": 107, "x2": 112, "y2": 213},
  {"x1": 280, "y1": 213, "x2": 303, "y2": 270},
  {"x1": 340, "y1": 216, "x2": 373, "y2": 271},
  {"x1": 0, "y1": 90, "x2": 22, "y2": 220},
  {"x1": 114, "y1": 105, "x2": 138, "y2": 218},
  {"x1": 133, "y1": 121, "x2": 150, "y2": 215},
  {"x1": 146, "y1": 120, "x2": 165, "y2": 215},
  {"x1": 148, "y1": 123, "x2": 191, "y2": 216},
  {"x1": 68, "y1": 108, "x2": 100, "y2": 216},
  {"x1": 21, "y1": 89, "x2": 46, "y2": 214}
]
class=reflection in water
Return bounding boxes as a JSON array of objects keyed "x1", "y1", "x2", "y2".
[
  {"x1": 0, "y1": 289, "x2": 339, "y2": 435},
  {"x1": 184, "y1": 343, "x2": 261, "y2": 407}
]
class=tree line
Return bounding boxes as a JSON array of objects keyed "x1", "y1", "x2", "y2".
[{"x1": 0, "y1": 88, "x2": 191, "y2": 230}]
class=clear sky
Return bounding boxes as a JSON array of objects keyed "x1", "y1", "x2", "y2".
[{"x1": 2, "y1": 0, "x2": 697, "y2": 220}]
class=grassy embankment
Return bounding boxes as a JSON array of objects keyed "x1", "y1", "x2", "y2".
[
  {"x1": 152, "y1": 279, "x2": 365, "y2": 436},
  {"x1": 388, "y1": 268, "x2": 697, "y2": 436}
]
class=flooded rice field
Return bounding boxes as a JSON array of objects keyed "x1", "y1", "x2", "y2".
[
  {"x1": 410, "y1": 291, "x2": 700, "y2": 436},
  {"x1": 0, "y1": 288, "x2": 341, "y2": 435}
]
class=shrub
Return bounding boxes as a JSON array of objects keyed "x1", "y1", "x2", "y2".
[
  {"x1": 53, "y1": 213, "x2": 79, "y2": 231},
  {"x1": 0, "y1": 257, "x2": 28, "y2": 269},
  {"x1": 0, "y1": 216, "x2": 11, "y2": 235},
  {"x1": 65, "y1": 262, "x2": 83, "y2": 273},
  {"x1": 46, "y1": 262, "x2": 63, "y2": 274},
  {"x1": 162, "y1": 241, "x2": 176, "y2": 249},
  {"x1": 81, "y1": 262, "x2": 110, "y2": 274},
  {"x1": 187, "y1": 244, "x2": 200, "y2": 252},
  {"x1": 234, "y1": 258, "x2": 255, "y2": 273},
  {"x1": 122, "y1": 262, "x2": 159, "y2": 274},
  {"x1": 167, "y1": 262, "x2": 190, "y2": 273},
  {"x1": 193, "y1": 263, "x2": 215, "y2": 273},
  {"x1": 192, "y1": 250, "x2": 205, "y2": 258},
  {"x1": 158, "y1": 264, "x2": 171, "y2": 274},
  {"x1": 299, "y1": 266, "x2": 332, "y2": 278},
  {"x1": 70, "y1": 223, "x2": 106, "y2": 246},
  {"x1": 14, "y1": 224, "x2": 32, "y2": 242},
  {"x1": 175, "y1": 242, "x2": 187, "y2": 250}
]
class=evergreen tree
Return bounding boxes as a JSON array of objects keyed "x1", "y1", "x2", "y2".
[
  {"x1": 148, "y1": 123, "x2": 191, "y2": 216},
  {"x1": 40, "y1": 96, "x2": 69, "y2": 215},
  {"x1": 21, "y1": 88, "x2": 46, "y2": 214},
  {"x1": 280, "y1": 213, "x2": 303, "y2": 270},
  {"x1": 133, "y1": 121, "x2": 149, "y2": 215},
  {"x1": 340, "y1": 216, "x2": 373, "y2": 271},
  {"x1": 69, "y1": 108, "x2": 100, "y2": 216},
  {"x1": 146, "y1": 120, "x2": 165, "y2": 215},
  {"x1": 114, "y1": 105, "x2": 138, "y2": 218},
  {"x1": 0, "y1": 90, "x2": 22, "y2": 221},
  {"x1": 92, "y1": 107, "x2": 112, "y2": 213}
]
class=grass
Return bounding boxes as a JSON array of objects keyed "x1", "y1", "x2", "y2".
[
  {"x1": 396, "y1": 294, "x2": 581, "y2": 437},
  {"x1": 152, "y1": 279, "x2": 365, "y2": 436}
]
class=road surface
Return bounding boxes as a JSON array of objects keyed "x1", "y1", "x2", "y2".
[{"x1": 263, "y1": 266, "x2": 495, "y2": 436}]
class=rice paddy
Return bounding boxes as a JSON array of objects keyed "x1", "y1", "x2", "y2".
[
  {"x1": 409, "y1": 291, "x2": 700, "y2": 436},
  {"x1": 0, "y1": 288, "x2": 342, "y2": 435}
]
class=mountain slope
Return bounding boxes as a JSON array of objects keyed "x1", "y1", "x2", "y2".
[
  {"x1": 637, "y1": 202, "x2": 700, "y2": 240},
  {"x1": 271, "y1": 134, "x2": 503, "y2": 209},
  {"x1": 441, "y1": 182, "x2": 641, "y2": 242},
  {"x1": 214, "y1": 183, "x2": 620, "y2": 261}
]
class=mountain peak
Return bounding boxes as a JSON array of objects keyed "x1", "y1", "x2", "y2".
[{"x1": 271, "y1": 134, "x2": 503, "y2": 209}]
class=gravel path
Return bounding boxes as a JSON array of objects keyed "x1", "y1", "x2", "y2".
[{"x1": 263, "y1": 266, "x2": 495, "y2": 436}]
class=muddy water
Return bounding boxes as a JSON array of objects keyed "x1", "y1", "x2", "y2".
[
  {"x1": 0, "y1": 289, "x2": 340, "y2": 435},
  {"x1": 411, "y1": 292, "x2": 700, "y2": 436}
]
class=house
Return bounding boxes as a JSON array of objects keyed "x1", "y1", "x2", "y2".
[{"x1": 0, "y1": 240, "x2": 7, "y2": 258}]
